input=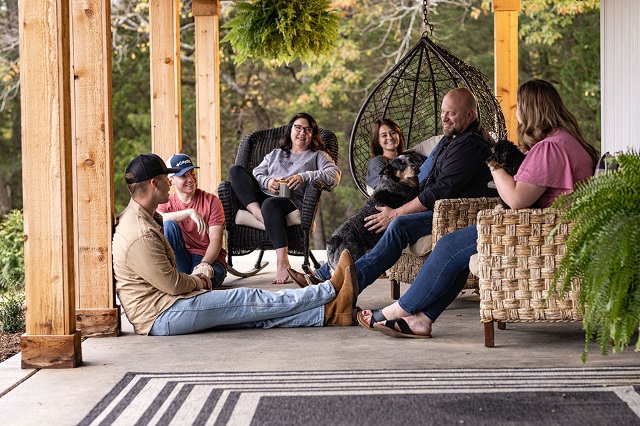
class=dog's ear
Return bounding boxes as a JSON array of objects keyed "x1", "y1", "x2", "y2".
[
  {"x1": 380, "y1": 162, "x2": 393, "y2": 176},
  {"x1": 401, "y1": 150, "x2": 426, "y2": 168}
]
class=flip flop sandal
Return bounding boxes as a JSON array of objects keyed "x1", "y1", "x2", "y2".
[
  {"x1": 357, "y1": 309, "x2": 387, "y2": 332},
  {"x1": 373, "y1": 318, "x2": 432, "y2": 339},
  {"x1": 286, "y1": 268, "x2": 307, "y2": 287}
]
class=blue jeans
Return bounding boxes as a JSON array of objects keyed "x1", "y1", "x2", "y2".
[
  {"x1": 163, "y1": 219, "x2": 227, "y2": 288},
  {"x1": 315, "y1": 210, "x2": 434, "y2": 293},
  {"x1": 149, "y1": 281, "x2": 335, "y2": 335},
  {"x1": 398, "y1": 225, "x2": 477, "y2": 322}
]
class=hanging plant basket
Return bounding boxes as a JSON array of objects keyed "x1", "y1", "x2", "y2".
[{"x1": 222, "y1": 0, "x2": 340, "y2": 66}]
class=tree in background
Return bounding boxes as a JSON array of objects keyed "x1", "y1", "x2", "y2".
[
  {"x1": 0, "y1": 0, "x2": 21, "y2": 215},
  {"x1": 0, "y1": 0, "x2": 602, "y2": 245}
]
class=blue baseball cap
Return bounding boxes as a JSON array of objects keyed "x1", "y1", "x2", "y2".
[{"x1": 166, "y1": 154, "x2": 200, "y2": 177}]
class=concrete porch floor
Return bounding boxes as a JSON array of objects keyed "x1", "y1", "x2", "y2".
[{"x1": 0, "y1": 250, "x2": 639, "y2": 425}]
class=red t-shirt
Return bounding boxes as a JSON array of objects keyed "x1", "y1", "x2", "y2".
[
  {"x1": 514, "y1": 129, "x2": 594, "y2": 208},
  {"x1": 158, "y1": 189, "x2": 227, "y2": 266}
]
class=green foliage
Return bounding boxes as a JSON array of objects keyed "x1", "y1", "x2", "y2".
[
  {"x1": 222, "y1": 0, "x2": 340, "y2": 66},
  {"x1": 0, "y1": 278, "x2": 25, "y2": 333},
  {"x1": 0, "y1": 209, "x2": 24, "y2": 290},
  {"x1": 552, "y1": 152, "x2": 640, "y2": 362},
  {"x1": 520, "y1": 0, "x2": 600, "y2": 45}
]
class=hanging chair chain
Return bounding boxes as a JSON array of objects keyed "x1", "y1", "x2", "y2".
[{"x1": 423, "y1": 0, "x2": 434, "y2": 36}]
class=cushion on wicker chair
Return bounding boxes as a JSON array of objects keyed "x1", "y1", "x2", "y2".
[
  {"x1": 411, "y1": 135, "x2": 443, "y2": 158},
  {"x1": 468, "y1": 253, "x2": 479, "y2": 277},
  {"x1": 403, "y1": 235, "x2": 433, "y2": 257},
  {"x1": 235, "y1": 209, "x2": 315, "y2": 232}
]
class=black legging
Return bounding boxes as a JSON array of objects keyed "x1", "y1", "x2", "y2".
[{"x1": 229, "y1": 165, "x2": 297, "y2": 249}]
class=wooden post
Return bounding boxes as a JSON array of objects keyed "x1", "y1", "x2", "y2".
[
  {"x1": 193, "y1": 0, "x2": 222, "y2": 194},
  {"x1": 19, "y1": 0, "x2": 82, "y2": 368},
  {"x1": 70, "y1": 0, "x2": 120, "y2": 338},
  {"x1": 493, "y1": 0, "x2": 520, "y2": 140},
  {"x1": 149, "y1": 0, "x2": 182, "y2": 161}
]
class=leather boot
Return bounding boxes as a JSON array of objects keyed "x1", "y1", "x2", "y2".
[
  {"x1": 328, "y1": 249, "x2": 355, "y2": 293},
  {"x1": 324, "y1": 266, "x2": 358, "y2": 326}
]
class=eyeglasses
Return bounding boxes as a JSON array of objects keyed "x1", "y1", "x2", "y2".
[{"x1": 293, "y1": 124, "x2": 313, "y2": 135}]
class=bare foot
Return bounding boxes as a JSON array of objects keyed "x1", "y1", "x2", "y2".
[
  {"x1": 361, "y1": 309, "x2": 432, "y2": 337},
  {"x1": 271, "y1": 269, "x2": 291, "y2": 284},
  {"x1": 393, "y1": 312, "x2": 432, "y2": 337},
  {"x1": 361, "y1": 303, "x2": 406, "y2": 326}
]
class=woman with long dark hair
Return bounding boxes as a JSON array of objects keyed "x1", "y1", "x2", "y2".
[
  {"x1": 365, "y1": 118, "x2": 406, "y2": 194},
  {"x1": 229, "y1": 112, "x2": 341, "y2": 283}
]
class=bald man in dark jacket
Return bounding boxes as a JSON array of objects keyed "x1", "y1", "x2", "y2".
[{"x1": 288, "y1": 87, "x2": 497, "y2": 293}]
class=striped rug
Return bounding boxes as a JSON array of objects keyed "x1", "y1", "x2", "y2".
[{"x1": 79, "y1": 367, "x2": 640, "y2": 425}]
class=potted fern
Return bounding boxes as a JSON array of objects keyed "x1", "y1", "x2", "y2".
[
  {"x1": 552, "y1": 152, "x2": 640, "y2": 361},
  {"x1": 222, "y1": 0, "x2": 340, "y2": 66}
]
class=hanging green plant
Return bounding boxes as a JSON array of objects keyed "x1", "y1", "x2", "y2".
[
  {"x1": 222, "y1": 0, "x2": 340, "y2": 66},
  {"x1": 552, "y1": 152, "x2": 640, "y2": 362}
]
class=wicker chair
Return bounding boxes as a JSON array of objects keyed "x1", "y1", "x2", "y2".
[
  {"x1": 476, "y1": 207, "x2": 582, "y2": 347},
  {"x1": 387, "y1": 197, "x2": 502, "y2": 299},
  {"x1": 217, "y1": 126, "x2": 339, "y2": 277}
]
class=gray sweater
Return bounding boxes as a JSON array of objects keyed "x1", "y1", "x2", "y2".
[{"x1": 252, "y1": 148, "x2": 341, "y2": 208}]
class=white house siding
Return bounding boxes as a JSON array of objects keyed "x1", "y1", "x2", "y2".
[{"x1": 601, "y1": 0, "x2": 640, "y2": 153}]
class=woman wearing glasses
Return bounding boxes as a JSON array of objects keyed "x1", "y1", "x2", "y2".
[{"x1": 229, "y1": 112, "x2": 341, "y2": 284}]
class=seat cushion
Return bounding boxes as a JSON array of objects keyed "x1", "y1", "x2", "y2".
[
  {"x1": 469, "y1": 253, "x2": 479, "y2": 277},
  {"x1": 235, "y1": 209, "x2": 303, "y2": 231},
  {"x1": 411, "y1": 135, "x2": 442, "y2": 157},
  {"x1": 402, "y1": 234, "x2": 433, "y2": 257}
]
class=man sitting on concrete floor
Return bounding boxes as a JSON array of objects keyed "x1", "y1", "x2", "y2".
[
  {"x1": 158, "y1": 153, "x2": 227, "y2": 288},
  {"x1": 112, "y1": 153, "x2": 357, "y2": 335}
]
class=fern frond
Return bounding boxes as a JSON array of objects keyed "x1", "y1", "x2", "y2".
[{"x1": 552, "y1": 151, "x2": 640, "y2": 361}]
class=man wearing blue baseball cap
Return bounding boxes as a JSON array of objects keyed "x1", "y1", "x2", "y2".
[{"x1": 157, "y1": 153, "x2": 227, "y2": 288}]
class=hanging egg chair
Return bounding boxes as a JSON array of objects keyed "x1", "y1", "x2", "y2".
[{"x1": 349, "y1": 9, "x2": 507, "y2": 197}]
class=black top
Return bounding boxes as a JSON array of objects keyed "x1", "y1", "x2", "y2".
[{"x1": 418, "y1": 120, "x2": 498, "y2": 209}]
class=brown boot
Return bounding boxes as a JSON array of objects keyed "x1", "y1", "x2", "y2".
[
  {"x1": 328, "y1": 249, "x2": 355, "y2": 293},
  {"x1": 324, "y1": 266, "x2": 358, "y2": 326}
]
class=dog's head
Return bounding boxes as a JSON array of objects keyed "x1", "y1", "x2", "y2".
[
  {"x1": 486, "y1": 139, "x2": 526, "y2": 176},
  {"x1": 380, "y1": 154, "x2": 420, "y2": 188}
]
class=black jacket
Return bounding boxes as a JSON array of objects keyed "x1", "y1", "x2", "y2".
[{"x1": 418, "y1": 120, "x2": 498, "y2": 209}]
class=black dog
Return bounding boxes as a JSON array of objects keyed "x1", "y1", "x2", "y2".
[
  {"x1": 325, "y1": 154, "x2": 421, "y2": 272},
  {"x1": 486, "y1": 139, "x2": 526, "y2": 176}
]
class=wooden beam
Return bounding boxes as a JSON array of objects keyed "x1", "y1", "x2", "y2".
[
  {"x1": 19, "y1": 0, "x2": 81, "y2": 367},
  {"x1": 193, "y1": 0, "x2": 222, "y2": 193},
  {"x1": 150, "y1": 0, "x2": 182, "y2": 160},
  {"x1": 70, "y1": 0, "x2": 120, "y2": 337},
  {"x1": 493, "y1": 0, "x2": 520, "y2": 140},
  {"x1": 21, "y1": 333, "x2": 82, "y2": 369}
]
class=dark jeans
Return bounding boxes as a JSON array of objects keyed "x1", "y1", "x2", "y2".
[
  {"x1": 398, "y1": 224, "x2": 477, "y2": 322},
  {"x1": 163, "y1": 220, "x2": 227, "y2": 288},
  {"x1": 315, "y1": 210, "x2": 434, "y2": 294}
]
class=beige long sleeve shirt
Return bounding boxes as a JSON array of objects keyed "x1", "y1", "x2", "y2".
[{"x1": 112, "y1": 199, "x2": 206, "y2": 335}]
